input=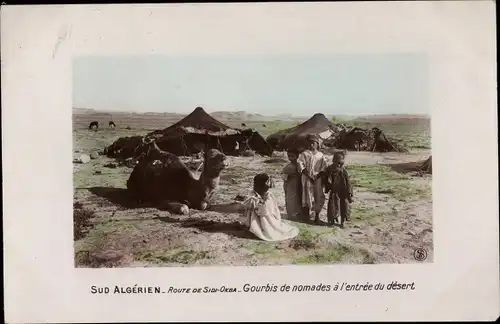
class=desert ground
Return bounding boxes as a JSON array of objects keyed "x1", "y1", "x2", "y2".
[{"x1": 73, "y1": 110, "x2": 432, "y2": 267}]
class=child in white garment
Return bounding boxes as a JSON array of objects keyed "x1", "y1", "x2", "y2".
[
  {"x1": 240, "y1": 173, "x2": 300, "y2": 242},
  {"x1": 296, "y1": 134, "x2": 328, "y2": 224}
]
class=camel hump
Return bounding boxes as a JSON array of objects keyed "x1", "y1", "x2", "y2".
[
  {"x1": 143, "y1": 143, "x2": 190, "y2": 170},
  {"x1": 156, "y1": 150, "x2": 190, "y2": 172}
]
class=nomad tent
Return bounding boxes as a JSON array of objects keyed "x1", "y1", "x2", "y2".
[
  {"x1": 327, "y1": 126, "x2": 408, "y2": 153},
  {"x1": 104, "y1": 107, "x2": 274, "y2": 159},
  {"x1": 266, "y1": 112, "x2": 407, "y2": 153},
  {"x1": 266, "y1": 113, "x2": 339, "y2": 151}
]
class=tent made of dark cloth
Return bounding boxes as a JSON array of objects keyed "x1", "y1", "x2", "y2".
[
  {"x1": 148, "y1": 106, "x2": 232, "y2": 137},
  {"x1": 104, "y1": 107, "x2": 274, "y2": 159},
  {"x1": 266, "y1": 113, "x2": 338, "y2": 151},
  {"x1": 103, "y1": 135, "x2": 152, "y2": 160},
  {"x1": 150, "y1": 126, "x2": 273, "y2": 157}
]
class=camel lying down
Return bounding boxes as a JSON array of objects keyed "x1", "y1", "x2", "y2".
[{"x1": 126, "y1": 143, "x2": 229, "y2": 214}]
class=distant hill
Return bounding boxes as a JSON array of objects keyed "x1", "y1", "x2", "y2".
[
  {"x1": 72, "y1": 108, "x2": 113, "y2": 119},
  {"x1": 276, "y1": 113, "x2": 293, "y2": 118},
  {"x1": 72, "y1": 107, "x2": 100, "y2": 114},
  {"x1": 72, "y1": 107, "x2": 428, "y2": 129},
  {"x1": 353, "y1": 114, "x2": 430, "y2": 122},
  {"x1": 72, "y1": 107, "x2": 186, "y2": 131},
  {"x1": 210, "y1": 111, "x2": 278, "y2": 121},
  {"x1": 325, "y1": 114, "x2": 358, "y2": 121},
  {"x1": 73, "y1": 108, "x2": 184, "y2": 118}
]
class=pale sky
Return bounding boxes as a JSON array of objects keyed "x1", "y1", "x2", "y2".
[{"x1": 73, "y1": 54, "x2": 428, "y2": 116}]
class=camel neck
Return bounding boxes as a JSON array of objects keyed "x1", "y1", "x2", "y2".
[{"x1": 199, "y1": 168, "x2": 220, "y2": 182}]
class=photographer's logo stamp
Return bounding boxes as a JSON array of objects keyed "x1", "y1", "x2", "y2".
[{"x1": 413, "y1": 248, "x2": 428, "y2": 261}]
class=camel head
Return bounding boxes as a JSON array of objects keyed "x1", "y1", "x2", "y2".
[
  {"x1": 141, "y1": 139, "x2": 161, "y2": 159},
  {"x1": 203, "y1": 149, "x2": 229, "y2": 176},
  {"x1": 371, "y1": 127, "x2": 382, "y2": 135}
]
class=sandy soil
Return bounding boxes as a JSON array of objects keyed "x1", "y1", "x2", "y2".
[{"x1": 73, "y1": 127, "x2": 432, "y2": 268}]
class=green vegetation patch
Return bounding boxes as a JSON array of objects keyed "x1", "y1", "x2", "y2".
[
  {"x1": 349, "y1": 204, "x2": 395, "y2": 226},
  {"x1": 73, "y1": 206, "x2": 96, "y2": 240},
  {"x1": 347, "y1": 164, "x2": 431, "y2": 201},
  {"x1": 137, "y1": 248, "x2": 212, "y2": 264},
  {"x1": 294, "y1": 243, "x2": 375, "y2": 264},
  {"x1": 246, "y1": 241, "x2": 282, "y2": 257},
  {"x1": 287, "y1": 223, "x2": 333, "y2": 251}
]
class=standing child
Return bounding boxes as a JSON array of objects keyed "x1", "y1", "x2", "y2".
[
  {"x1": 282, "y1": 148, "x2": 303, "y2": 221},
  {"x1": 325, "y1": 150, "x2": 353, "y2": 228},
  {"x1": 297, "y1": 134, "x2": 328, "y2": 224}
]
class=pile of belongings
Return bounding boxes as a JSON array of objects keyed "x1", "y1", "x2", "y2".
[
  {"x1": 325, "y1": 126, "x2": 407, "y2": 153},
  {"x1": 104, "y1": 107, "x2": 274, "y2": 161}
]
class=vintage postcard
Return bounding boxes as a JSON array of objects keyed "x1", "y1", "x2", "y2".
[
  {"x1": 72, "y1": 54, "x2": 432, "y2": 268},
  {"x1": 2, "y1": 2, "x2": 499, "y2": 322}
]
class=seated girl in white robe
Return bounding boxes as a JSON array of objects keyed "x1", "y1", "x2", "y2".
[
  {"x1": 209, "y1": 173, "x2": 299, "y2": 242},
  {"x1": 210, "y1": 173, "x2": 299, "y2": 242},
  {"x1": 240, "y1": 173, "x2": 300, "y2": 242}
]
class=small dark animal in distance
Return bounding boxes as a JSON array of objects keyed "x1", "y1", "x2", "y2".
[
  {"x1": 109, "y1": 121, "x2": 116, "y2": 129},
  {"x1": 262, "y1": 124, "x2": 267, "y2": 127},
  {"x1": 88, "y1": 121, "x2": 99, "y2": 130},
  {"x1": 241, "y1": 123, "x2": 247, "y2": 127}
]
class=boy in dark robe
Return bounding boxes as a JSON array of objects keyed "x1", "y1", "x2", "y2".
[{"x1": 325, "y1": 150, "x2": 353, "y2": 228}]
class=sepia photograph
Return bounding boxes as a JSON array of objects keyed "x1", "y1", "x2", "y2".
[
  {"x1": 3, "y1": 2, "x2": 498, "y2": 322},
  {"x1": 72, "y1": 55, "x2": 433, "y2": 267}
]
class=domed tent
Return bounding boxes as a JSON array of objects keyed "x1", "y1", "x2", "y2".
[
  {"x1": 266, "y1": 113, "x2": 340, "y2": 151},
  {"x1": 149, "y1": 106, "x2": 232, "y2": 136},
  {"x1": 104, "y1": 107, "x2": 273, "y2": 159}
]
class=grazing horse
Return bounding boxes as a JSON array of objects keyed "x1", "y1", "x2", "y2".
[
  {"x1": 88, "y1": 121, "x2": 99, "y2": 130},
  {"x1": 109, "y1": 121, "x2": 116, "y2": 129}
]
